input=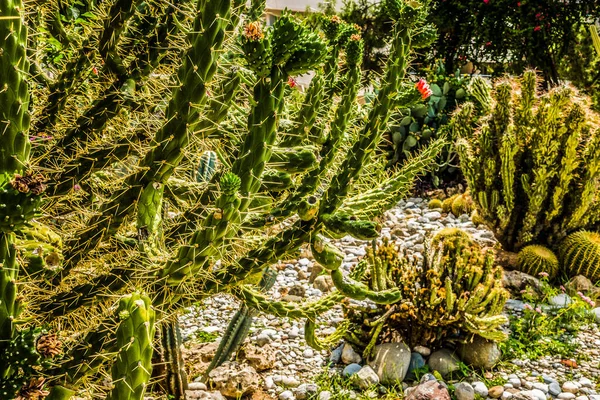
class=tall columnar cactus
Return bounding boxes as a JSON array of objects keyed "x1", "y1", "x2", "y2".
[
  {"x1": 108, "y1": 293, "x2": 156, "y2": 400},
  {"x1": 453, "y1": 71, "x2": 600, "y2": 253},
  {"x1": 344, "y1": 231, "x2": 509, "y2": 351},
  {"x1": 2, "y1": 0, "x2": 446, "y2": 398}
]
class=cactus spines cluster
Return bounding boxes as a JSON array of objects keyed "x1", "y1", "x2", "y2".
[
  {"x1": 428, "y1": 198, "x2": 443, "y2": 209},
  {"x1": 454, "y1": 71, "x2": 600, "y2": 252},
  {"x1": 559, "y1": 231, "x2": 600, "y2": 282},
  {"x1": 345, "y1": 230, "x2": 508, "y2": 349},
  {"x1": 108, "y1": 293, "x2": 155, "y2": 400},
  {"x1": 516, "y1": 245, "x2": 560, "y2": 279}
]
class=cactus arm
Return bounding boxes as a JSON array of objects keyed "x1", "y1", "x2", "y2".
[
  {"x1": 545, "y1": 104, "x2": 585, "y2": 227},
  {"x1": 99, "y1": 0, "x2": 142, "y2": 76},
  {"x1": 107, "y1": 293, "x2": 156, "y2": 400},
  {"x1": 320, "y1": 20, "x2": 412, "y2": 215},
  {"x1": 305, "y1": 319, "x2": 349, "y2": 351},
  {"x1": 339, "y1": 138, "x2": 445, "y2": 218},
  {"x1": 267, "y1": 146, "x2": 318, "y2": 173},
  {"x1": 157, "y1": 173, "x2": 241, "y2": 287},
  {"x1": 193, "y1": 67, "x2": 242, "y2": 137},
  {"x1": 0, "y1": 233, "x2": 19, "y2": 383},
  {"x1": 232, "y1": 286, "x2": 345, "y2": 320},
  {"x1": 60, "y1": 0, "x2": 232, "y2": 276},
  {"x1": 271, "y1": 35, "x2": 363, "y2": 219},
  {"x1": 330, "y1": 268, "x2": 402, "y2": 304},
  {"x1": 203, "y1": 268, "x2": 277, "y2": 377}
]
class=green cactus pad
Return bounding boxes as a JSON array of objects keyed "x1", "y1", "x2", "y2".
[
  {"x1": 516, "y1": 245, "x2": 559, "y2": 279},
  {"x1": 560, "y1": 231, "x2": 600, "y2": 282}
]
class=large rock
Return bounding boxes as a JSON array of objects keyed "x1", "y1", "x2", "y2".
[
  {"x1": 184, "y1": 341, "x2": 220, "y2": 378},
  {"x1": 208, "y1": 362, "x2": 260, "y2": 398},
  {"x1": 502, "y1": 270, "x2": 543, "y2": 296},
  {"x1": 457, "y1": 336, "x2": 501, "y2": 370},
  {"x1": 427, "y1": 349, "x2": 460, "y2": 378},
  {"x1": 239, "y1": 343, "x2": 276, "y2": 372},
  {"x1": 404, "y1": 380, "x2": 451, "y2": 400},
  {"x1": 367, "y1": 342, "x2": 411, "y2": 384}
]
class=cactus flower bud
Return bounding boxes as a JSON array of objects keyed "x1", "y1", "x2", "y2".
[{"x1": 415, "y1": 79, "x2": 433, "y2": 100}]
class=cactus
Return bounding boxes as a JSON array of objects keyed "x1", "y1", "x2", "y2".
[
  {"x1": 453, "y1": 71, "x2": 600, "y2": 252},
  {"x1": 559, "y1": 231, "x2": 600, "y2": 282},
  {"x1": 196, "y1": 151, "x2": 218, "y2": 183},
  {"x1": 516, "y1": 245, "x2": 560, "y2": 279},
  {"x1": 450, "y1": 193, "x2": 473, "y2": 217},
  {"x1": 344, "y1": 231, "x2": 509, "y2": 349},
  {"x1": 0, "y1": 0, "x2": 446, "y2": 398},
  {"x1": 108, "y1": 293, "x2": 155, "y2": 400},
  {"x1": 442, "y1": 194, "x2": 457, "y2": 213},
  {"x1": 428, "y1": 199, "x2": 443, "y2": 209}
]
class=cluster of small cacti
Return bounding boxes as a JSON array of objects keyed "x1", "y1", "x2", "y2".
[
  {"x1": 0, "y1": 0, "x2": 444, "y2": 398},
  {"x1": 452, "y1": 71, "x2": 600, "y2": 282},
  {"x1": 344, "y1": 229, "x2": 509, "y2": 351}
]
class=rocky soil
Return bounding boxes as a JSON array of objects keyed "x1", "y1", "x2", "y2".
[{"x1": 175, "y1": 197, "x2": 600, "y2": 400}]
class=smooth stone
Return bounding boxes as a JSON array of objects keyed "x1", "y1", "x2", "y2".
[
  {"x1": 329, "y1": 343, "x2": 343, "y2": 364},
  {"x1": 188, "y1": 382, "x2": 208, "y2": 390},
  {"x1": 413, "y1": 345, "x2": 431, "y2": 357},
  {"x1": 405, "y1": 352, "x2": 426, "y2": 381},
  {"x1": 564, "y1": 382, "x2": 579, "y2": 394},
  {"x1": 294, "y1": 384, "x2": 318, "y2": 400},
  {"x1": 342, "y1": 343, "x2": 362, "y2": 365},
  {"x1": 427, "y1": 349, "x2": 460, "y2": 378},
  {"x1": 549, "y1": 293, "x2": 573, "y2": 307},
  {"x1": 558, "y1": 394, "x2": 577, "y2": 400},
  {"x1": 472, "y1": 381, "x2": 489, "y2": 398},
  {"x1": 343, "y1": 363, "x2": 362, "y2": 377},
  {"x1": 593, "y1": 307, "x2": 600, "y2": 324},
  {"x1": 319, "y1": 391, "x2": 332, "y2": 400},
  {"x1": 354, "y1": 366, "x2": 380, "y2": 390},
  {"x1": 404, "y1": 380, "x2": 451, "y2": 400},
  {"x1": 549, "y1": 381, "x2": 562, "y2": 396},
  {"x1": 313, "y1": 275, "x2": 334, "y2": 293},
  {"x1": 457, "y1": 336, "x2": 501, "y2": 370},
  {"x1": 279, "y1": 390, "x2": 295, "y2": 400},
  {"x1": 489, "y1": 386, "x2": 505, "y2": 398},
  {"x1": 579, "y1": 378, "x2": 593, "y2": 388},
  {"x1": 368, "y1": 342, "x2": 412, "y2": 384},
  {"x1": 454, "y1": 382, "x2": 475, "y2": 400},
  {"x1": 532, "y1": 382, "x2": 548, "y2": 393}
]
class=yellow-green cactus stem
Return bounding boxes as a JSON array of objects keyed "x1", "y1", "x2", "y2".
[
  {"x1": 442, "y1": 194, "x2": 458, "y2": 213},
  {"x1": 108, "y1": 293, "x2": 156, "y2": 400},
  {"x1": 428, "y1": 199, "x2": 443, "y2": 209},
  {"x1": 516, "y1": 245, "x2": 559, "y2": 279},
  {"x1": 311, "y1": 235, "x2": 344, "y2": 271},
  {"x1": 559, "y1": 231, "x2": 600, "y2": 282},
  {"x1": 321, "y1": 213, "x2": 380, "y2": 240},
  {"x1": 451, "y1": 193, "x2": 473, "y2": 217}
]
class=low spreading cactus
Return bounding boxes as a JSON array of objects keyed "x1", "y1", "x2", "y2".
[{"x1": 344, "y1": 230, "x2": 508, "y2": 352}]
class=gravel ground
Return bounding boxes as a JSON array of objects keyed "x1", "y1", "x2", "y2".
[{"x1": 178, "y1": 197, "x2": 600, "y2": 400}]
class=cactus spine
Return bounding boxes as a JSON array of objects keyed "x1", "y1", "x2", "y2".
[{"x1": 516, "y1": 245, "x2": 559, "y2": 279}]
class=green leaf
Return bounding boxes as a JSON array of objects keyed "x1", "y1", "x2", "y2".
[
  {"x1": 443, "y1": 81, "x2": 450, "y2": 95},
  {"x1": 431, "y1": 83, "x2": 442, "y2": 97}
]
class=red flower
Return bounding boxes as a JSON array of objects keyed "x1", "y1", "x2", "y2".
[
  {"x1": 517, "y1": 2, "x2": 521, "y2": 6},
  {"x1": 483, "y1": 0, "x2": 489, "y2": 3},
  {"x1": 415, "y1": 79, "x2": 433, "y2": 100},
  {"x1": 92, "y1": 66, "x2": 98, "y2": 75},
  {"x1": 287, "y1": 76, "x2": 297, "y2": 89},
  {"x1": 486, "y1": 41, "x2": 492, "y2": 46},
  {"x1": 534, "y1": 26, "x2": 541, "y2": 32}
]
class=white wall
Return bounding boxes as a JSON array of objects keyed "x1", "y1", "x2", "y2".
[{"x1": 265, "y1": 0, "x2": 336, "y2": 12}]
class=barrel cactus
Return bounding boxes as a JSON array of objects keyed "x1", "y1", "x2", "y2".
[
  {"x1": 559, "y1": 231, "x2": 600, "y2": 282},
  {"x1": 516, "y1": 245, "x2": 560, "y2": 280}
]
